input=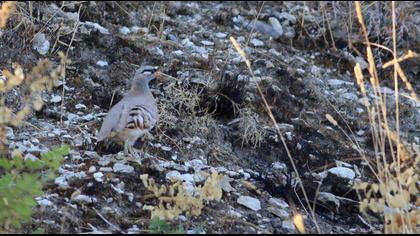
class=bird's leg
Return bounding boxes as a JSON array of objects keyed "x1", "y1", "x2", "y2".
[
  {"x1": 125, "y1": 140, "x2": 142, "y2": 159},
  {"x1": 123, "y1": 140, "x2": 129, "y2": 156}
]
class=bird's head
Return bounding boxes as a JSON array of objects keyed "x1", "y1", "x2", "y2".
[{"x1": 131, "y1": 65, "x2": 159, "y2": 92}]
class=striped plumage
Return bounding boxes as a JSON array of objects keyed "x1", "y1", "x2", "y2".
[{"x1": 97, "y1": 65, "x2": 159, "y2": 156}]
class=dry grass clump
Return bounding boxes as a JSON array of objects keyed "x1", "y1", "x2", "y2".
[
  {"x1": 237, "y1": 106, "x2": 267, "y2": 148},
  {"x1": 140, "y1": 170, "x2": 224, "y2": 220},
  {"x1": 349, "y1": 2, "x2": 419, "y2": 234},
  {"x1": 157, "y1": 77, "x2": 216, "y2": 138}
]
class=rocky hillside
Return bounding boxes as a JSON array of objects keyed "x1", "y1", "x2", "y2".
[{"x1": 0, "y1": 1, "x2": 419, "y2": 234}]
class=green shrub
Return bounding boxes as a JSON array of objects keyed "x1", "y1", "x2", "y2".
[
  {"x1": 0, "y1": 146, "x2": 69, "y2": 231},
  {"x1": 148, "y1": 217, "x2": 184, "y2": 234}
]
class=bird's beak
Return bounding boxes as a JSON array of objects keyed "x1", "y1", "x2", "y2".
[{"x1": 153, "y1": 71, "x2": 161, "y2": 81}]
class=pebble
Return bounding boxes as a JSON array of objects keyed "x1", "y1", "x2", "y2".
[
  {"x1": 24, "y1": 153, "x2": 39, "y2": 161},
  {"x1": 98, "y1": 155, "x2": 112, "y2": 166},
  {"x1": 215, "y1": 32, "x2": 227, "y2": 39},
  {"x1": 96, "y1": 60, "x2": 108, "y2": 67},
  {"x1": 50, "y1": 95, "x2": 62, "y2": 103},
  {"x1": 93, "y1": 172, "x2": 104, "y2": 182},
  {"x1": 237, "y1": 196, "x2": 261, "y2": 211},
  {"x1": 85, "y1": 151, "x2": 100, "y2": 159},
  {"x1": 75, "y1": 104, "x2": 87, "y2": 110},
  {"x1": 72, "y1": 195, "x2": 96, "y2": 204},
  {"x1": 127, "y1": 225, "x2": 140, "y2": 234},
  {"x1": 113, "y1": 163, "x2": 134, "y2": 173},
  {"x1": 267, "y1": 207, "x2": 290, "y2": 219},
  {"x1": 172, "y1": 50, "x2": 184, "y2": 56},
  {"x1": 33, "y1": 33, "x2": 50, "y2": 55},
  {"x1": 67, "y1": 113, "x2": 79, "y2": 121},
  {"x1": 130, "y1": 26, "x2": 141, "y2": 33},
  {"x1": 166, "y1": 170, "x2": 182, "y2": 181},
  {"x1": 201, "y1": 40, "x2": 214, "y2": 46},
  {"x1": 227, "y1": 209, "x2": 243, "y2": 218},
  {"x1": 119, "y1": 26, "x2": 130, "y2": 35},
  {"x1": 185, "y1": 159, "x2": 206, "y2": 170},
  {"x1": 328, "y1": 79, "x2": 353, "y2": 86},
  {"x1": 281, "y1": 220, "x2": 296, "y2": 231},
  {"x1": 317, "y1": 192, "x2": 340, "y2": 212},
  {"x1": 166, "y1": 34, "x2": 177, "y2": 41},
  {"x1": 84, "y1": 21, "x2": 110, "y2": 34},
  {"x1": 268, "y1": 17, "x2": 283, "y2": 36},
  {"x1": 88, "y1": 166, "x2": 97, "y2": 173},
  {"x1": 250, "y1": 38, "x2": 264, "y2": 47},
  {"x1": 81, "y1": 114, "x2": 95, "y2": 121},
  {"x1": 37, "y1": 198, "x2": 54, "y2": 207},
  {"x1": 341, "y1": 92, "x2": 358, "y2": 101},
  {"x1": 268, "y1": 197, "x2": 289, "y2": 208},
  {"x1": 328, "y1": 167, "x2": 355, "y2": 181},
  {"x1": 274, "y1": 12, "x2": 297, "y2": 25}
]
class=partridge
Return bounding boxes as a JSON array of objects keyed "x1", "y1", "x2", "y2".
[{"x1": 97, "y1": 65, "x2": 159, "y2": 156}]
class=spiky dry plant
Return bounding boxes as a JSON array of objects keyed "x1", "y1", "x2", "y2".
[
  {"x1": 237, "y1": 106, "x2": 266, "y2": 148},
  {"x1": 350, "y1": 1, "x2": 419, "y2": 234}
]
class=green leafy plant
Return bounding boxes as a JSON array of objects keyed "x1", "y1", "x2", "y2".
[
  {"x1": 0, "y1": 145, "x2": 69, "y2": 231},
  {"x1": 148, "y1": 217, "x2": 184, "y2": 234}
]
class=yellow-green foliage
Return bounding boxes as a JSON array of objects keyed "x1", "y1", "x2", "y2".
[
  {"x1": 0, "y1": 53, "x2": 67, "y2": 156},
  {"x1": 0, "y1": 146, "x2": 69, "y2": 232},
  {"x1": 140, "y1": 170, "x2": 224, "y2": 220},
  {"x1": 0, "y1": 1, "x2": 15, "y2": 28}
]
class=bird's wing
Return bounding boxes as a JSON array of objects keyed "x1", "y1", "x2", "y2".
[
  {"x1": 97, "y1": 100, "x2": 130, "y2": 141},
  {"x1": 124, "y1": 103, "x2": 158, "y2": 131},
  {"x1": 97, "y1": 95, "x2": 158, "y2": 141}
]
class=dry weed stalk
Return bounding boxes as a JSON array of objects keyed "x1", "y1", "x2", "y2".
[
  {"x1": 230, "y1": 36, "x2": 320, "y2": 233},
  {"x1": 352, "y1": 1, "x2": 419, "y2": 233}
]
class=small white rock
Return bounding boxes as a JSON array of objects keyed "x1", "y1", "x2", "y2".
[
  {"x1": 50, "y1": 95, "x2": 62, "y2": 103},
  {"x1": 37, "y1": 198, "x2": 54, "y2": 207},
  {"x1": 201, "y1": 40, "x2": 214, "y2": 46},
  {"x1": 72, "y1": 195, "x2": 96, "y2": 203},
  {"x1": 75, "y1": 103, "x2": 87, "y2": 110},
  {"x1": 328, "y1": 79, "x2": 353, "y2": 86},
  {"x1": 83, "y1": 164, "x2": 95, "y2": 173},
  {"x1": 33, "y1": 33, "x2": 50, "y2": 55},
  {"x1": 250, "y1": 38, "x2": 264, "y2": 47},
  {"x1": 96, "y1": 60, "x2": 108, "y2": 67},
  {"x1": 166, "y1": 170, "x2": 182, "y2": 181},
  {"x1": 268, "y1": 197, "x2": 289, "y2": 208},
  {"x1": 113, "y1": 163, "x2": 134, "y2": 173},
  {"x1": 130, "y1": 26, "x2": 141, "y2": 33},
  {"x1": 328, "y1": 167, "x2": 355, "y2": 181},
  {"x1": 215, "y1": 32, "x2": 227, "y2": 39},
  {"x1": 24, "y1": 153, "x2": 39, "y2": 162},
  {"x1": 317, "y1": 192, "x2": 340, "y2": 211},
  {"x1": 172, "y1": 50, "x2": 184, "y2": 56},
  {"x1": 268, "y1": 207, "x2": 290, "y2": 219},
  {"x1": 82, "y1": 114, "x2": 95, "y2": 121},
  {"x1": 237, "y1": 196, "x2": 261, "y2": 211},
  {"x1": 281, "y1": 220, "x2": 296, "y2": 231},
  {"x1": 93, "y1": 172, "x2": 104, "y2": 182},
  {"x1": 268, "y1": 17, "x2": 283, "y2": 35},
  {"x1": 119, "y1": 26, "x2": 130, "y2": 35},
  {"x1": 84, "y1": 21, "x2": 109, "y2": 34}
]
